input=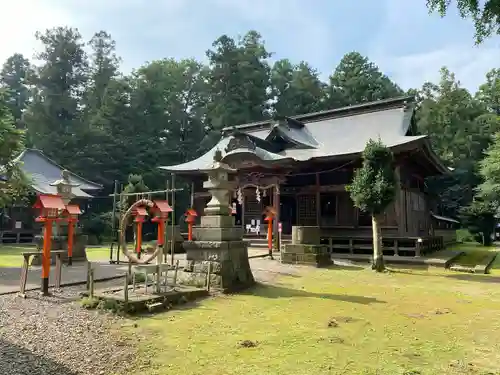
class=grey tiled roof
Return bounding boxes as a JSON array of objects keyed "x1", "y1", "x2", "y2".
[
  {"x1": 14, "y1": 149, "x2": 102, "y2": 198},
  {"x1": 159, "y1": 97, "x2": 447, "y2": 174}
]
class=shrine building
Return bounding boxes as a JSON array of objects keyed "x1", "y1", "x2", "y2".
[{"x1": 159, "y1": 97, "x2": 458, "y2": 257}]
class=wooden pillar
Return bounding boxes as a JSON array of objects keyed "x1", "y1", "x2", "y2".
[
  {"x1": 315, "y1": 173, "x2": 321, "y2": 227},
  {"x1": 394, "y1": 165, "x2": 404, "y2": 235}
]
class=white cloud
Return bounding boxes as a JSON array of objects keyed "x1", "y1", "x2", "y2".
[
  {"x1": 370, "y1": 0, "x2": 499, "y2": 92},
  {"x1": 378, "y1": 44, "x2": 500, "y2": 92},
  {"x1": 0, "y1": 0, "x2": 75, "y2": 63}
]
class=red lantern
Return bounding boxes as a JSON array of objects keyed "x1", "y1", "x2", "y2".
[
  {"x1": 185, "y1": 208, "x2": 197, "y2": 241},
  {"x1": 263, "y1": 206, "x2": 277, "y2": 255},
  {"x1": 33, "y1": 194, "x2": 66, "y2": 295},
  {"x1": 132, "y1": 206, "x2": 148, "y2": 256},
  {"x1": 151, "y1": 200, "x2": 173, "y2": 246},
  {"x1": 63, "y1": 204, "x2": 81, "y2": 266}
]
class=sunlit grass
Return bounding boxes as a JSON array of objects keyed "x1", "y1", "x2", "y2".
[
  {"x1": 122, "y1": 264, "x2": 500, "y2": 375},
  {"x1": 0, "y1": 245, "x2": 33, "y2": 267},
  {"x1": 448, "y1": 242, "x2": 498, "y2": 270}
]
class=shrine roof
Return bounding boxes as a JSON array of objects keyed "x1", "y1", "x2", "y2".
[
  {"x1": 159, "y1": 96, "x2": 448, "y2": 175},
  {"x1": 13, "y1": 149, "x2": 103, "y2": 198}
]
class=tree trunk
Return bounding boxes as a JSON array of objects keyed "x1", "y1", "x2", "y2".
[{"x1": 372, "y1": 215, "x2": 385, "y2": 272}]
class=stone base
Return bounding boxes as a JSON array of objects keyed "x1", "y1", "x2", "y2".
[
  {"x1": 281, "y1": 244, "x2": 332, "y2": 267},
  {"x1": 181, "y1": 240, "x2": 255, "y2": 292},
  {"x1": 31, "y1": 234, "x2": 88, "y2": 266}
]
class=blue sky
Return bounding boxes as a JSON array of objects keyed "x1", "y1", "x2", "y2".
[{"x1": 3, "y1": 0, "x2": 499, "y2": 92}]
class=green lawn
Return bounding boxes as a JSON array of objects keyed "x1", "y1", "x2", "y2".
[
  {"x1": 122, "y1": 264, "x2": 500, "y2": 375},
  {"x1": 0, "y1": 244, "x2": 113, "y2": 267},
  {"x1": 448, "y1": 242, "x2": 499, "y2": 270}
]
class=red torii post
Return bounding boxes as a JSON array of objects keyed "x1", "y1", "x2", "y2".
[
  {"x1": 63, "y1": 204, "x2": 81, "y2": 266},
  {"x1": 132, "y1": 206, "x2": 148, "y2": 259},
  {"x1": 264, "y1": 206, "x2": 276, "y2": 260},
  {"x1": 33, "y1": 194, "x2": 66, "y2": 296},
  {"x1": 185, "y1": 208, "x2": 197, "y2": 241},
  {"x1": 151, "y1": 200, "x2": 173, "y2": 252}
]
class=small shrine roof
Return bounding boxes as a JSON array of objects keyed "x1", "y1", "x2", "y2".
[
  {"x1": 153, "y1": 200, "x2": 173, "y2": 213},
  {"x1": 65, "y1": 204, "x2": 82, "y2": 216},
  {"x1": 13, "y1": 149, "x2": 102, "y2": 198},
  {"x1": 33, "y1": 194, "x2": 66, "y2": 210}
]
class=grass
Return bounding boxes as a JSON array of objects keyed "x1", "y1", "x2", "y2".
[
  {"x1": 0, "y1": 244, "x2": 114, "y2": 267},
  {"x1": 122, "y1": 265, "x2": 500, "y2": 375},
  {"x1": 448, "y1": 242, "x2": 498, "y2": 269}
]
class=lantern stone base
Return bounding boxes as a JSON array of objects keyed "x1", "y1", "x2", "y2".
[
  {"x1": 180, "y1": 215, "x2": 255, "y2": 292},
  {"x1": 31, "y1": 234, "x2": 88, "y2": 266},
  {"x1": 180, "y1": 240, "x2": 255, "y2": 292}
]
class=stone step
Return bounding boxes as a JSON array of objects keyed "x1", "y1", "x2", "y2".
[{"x1": 147, "y1": 302, "x2": 167, "y2": 313}]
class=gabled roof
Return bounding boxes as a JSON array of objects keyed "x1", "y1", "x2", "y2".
[
  {"x1": 14, "y1": 149, "x2": 103, "y2": 198},
  {"x1": 159, "y1": 96, "x2": 448, "y2": 175}
]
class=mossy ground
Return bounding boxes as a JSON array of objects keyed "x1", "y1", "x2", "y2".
[{"x1": 123, "y1": 262, "x2": 500, "y2": 375}]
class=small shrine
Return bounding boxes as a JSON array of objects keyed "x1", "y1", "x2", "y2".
[{"x1": 32, "y1": 170, "x2": 89, "y2": 265}]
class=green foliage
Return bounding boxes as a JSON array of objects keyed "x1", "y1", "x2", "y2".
[
  {"x1": 346, "y1": 139, "x2": 397, "y2": 216},
  {"x1": 459, "y1": 200, "x2": 496, "y2": 246},
  {"x1": 80, "y1": 212, "x2": 112, "y2": 243},
  {"x1": 477, "y1": 132, "x2": 500, "y2": 202},
  {"x1": 80, "y1": 297, "x2": 100, "y2": 309},
  {"x1": 0, "y1": 91, "x2": 29, "y2": 207},
  {"x1": 271, "y1": 59, "x2": 326, "y2": 117},
  {"x1": 326, "y1": 52, "x2": 403, "y2": 108},
  {"x1": 427, "y1": 0, "x2": 500, "y2": 43},
  {"x1": 415, "y1": 67, "x2": 500, "y2": 218}
]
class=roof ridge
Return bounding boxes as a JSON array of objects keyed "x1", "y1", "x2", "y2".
[
  {"x1": 20, "y1": 148, "x2": 103, "y2": 189},
  {"x1": 222, "y1": 96, "x2": 414, "y2": 132}
]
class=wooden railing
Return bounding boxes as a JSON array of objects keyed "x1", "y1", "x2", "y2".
[
  {"x1": 0, "y1": 230, "x2": 35, "y2": 244},
  {"x1": 319, "y1": 235, "x2": 444, "y2": 257}
]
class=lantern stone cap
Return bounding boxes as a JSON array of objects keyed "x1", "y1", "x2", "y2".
[
  {"x1": 50, "y1": 170, "x2": 80, "y2": 187},
  {"x1": 153, "y1": 200, "x2": 173, "y2": 214},
  {"x1": 200, "y1": 149, "x2": 236, "y2": 173},
  {"x1": 33, "y1": 194, "x2": 66, "y2": 210}
]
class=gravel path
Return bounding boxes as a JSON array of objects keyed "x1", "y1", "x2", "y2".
[
  {"x1": 0, "y1": 283, "x2": 137, "y2": 375},
  {"x1": 0, "y1": 256, "x2": 308, "y2": 375}
]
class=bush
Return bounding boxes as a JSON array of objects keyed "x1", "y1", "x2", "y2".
[
  {"x1": 80, "y1": 211, "x2": 113, "y2": 244},
  {"x1": 456, "y1": 228, "x2": 474, "y2": 243}
]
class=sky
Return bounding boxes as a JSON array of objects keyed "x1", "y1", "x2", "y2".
[{"x1": 2, "y1": 0, "x2": 499, "y2": 92}]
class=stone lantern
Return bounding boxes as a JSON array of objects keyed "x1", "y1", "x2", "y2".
[
  {"x1": 50, "y1": 170, "x2": 80, "y2": 237},
  {"x1": 181, "y1": 149, "x2": 255, "y2": 292}
]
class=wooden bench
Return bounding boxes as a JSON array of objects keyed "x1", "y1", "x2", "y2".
[{"x1": 19, "y1": 250, "x2": 66, "y2": 297}]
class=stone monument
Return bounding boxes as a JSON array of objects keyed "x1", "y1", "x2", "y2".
[
  {"x1": 33, "y1": 170, "x2": 88, "y2": 265},
  {"x1": 181, "y1": 150, "x2": 255, "y2": 292}
]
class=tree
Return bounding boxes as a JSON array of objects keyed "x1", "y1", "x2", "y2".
[
  {"x1": 326, "y1": 52, "x2": 403, "y2": 108},
  {"x1": 415, "y1": 67, "x2": 497, "y2": 217},
  {"x1": 477, "y1": 132, "x2": 500, "y2": 202},
  {"x1": 0, "y1": 90, "x2": 29, "y2": 207},
  {"x1": 270, "y1": 59, "x2": 326, "y2": 117},
  {"x1": 206, "y1": 31, "x2": 271, "y2": 130},
  {"x1": 427, "y1": 0, "x2": 500, "y2": 43},
  {"x1": 24, "y1": 27, "x2": 88, "y2": 172},
  {"x1": 460, "y1": 200, "x2": 496, "y2": 246},
  {"x1": 346, "y1": 139, "x2": 397, "y2": 272},
  {"x1": 476, "y1": 68, "x2": 500, "y2": 115},
  {"x1": 0, "y1": 54, "x2": 34, "y2": 130},
  {"x1": 83, "y1": 31, "x2": 120, "y2": 118}
]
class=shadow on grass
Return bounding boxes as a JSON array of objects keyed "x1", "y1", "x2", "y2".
[
  {"x1": 0, "y1": 338, "x2": 78, "y2": 375},
  {"x1": 242, "y1": 282, "x2": 385, "y2": 305},
  {"x1": 445, "y1": 274, "x2": 500, "y2": 283}
]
